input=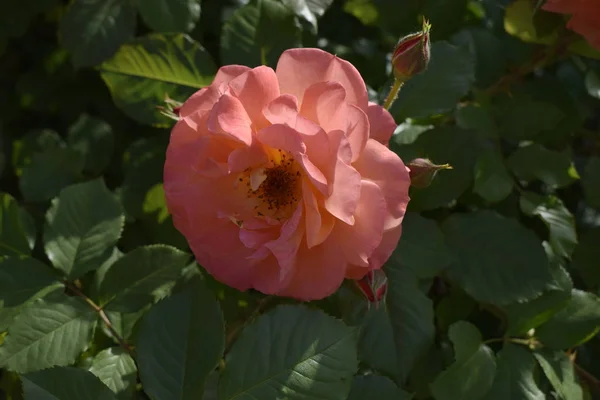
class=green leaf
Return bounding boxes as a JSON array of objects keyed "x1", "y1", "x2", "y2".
[
  {"x1": 503, "y1": 244, "x2": 573, "y2": 336},
  {"x1": 534, "y1": 350, "x2": 583, "y2": 400},
  {"x1": 19, "y1": 147, "x2": 84, "y2": 203},
  {"x1": 396, "y1": 127, "x2": 479, "y2": 210},
  {"x1": 137, "y1": 278, "x2": 224, "y2": 400},
  {"x1": 67, "y1": 114, "x2": 114, "y2": 175},
  {"x1": 97, "y1": 245, "x2": 190, "y2": 312},
  {"x1": 138, "y1": 0, "x2": 201, "y2": 32},
  {"x1": 430, "y1": 321, "x2": 496, "y2": 400},
  {"x1": 442, "y1": 210, "x2": 553, "y2": 305},
  {"x1": 357, "y1": 306, "x2": 399, "y2": 379},
  {"x1": 44, "y1": 179, "x2": 124, "y2": 279},
  {"x1": 221, "y1": 0, "x2": 302, "y2": 68},
  {"x1": 388, "y1": 212, "x2": 451, "y2": 279},
  {"x1": 508, "y1": 144, "x2": 577, "y2": 188},
  {"x1": 99, "y1": 33, "x2": 217, "y2": 125},
  {"x1": 473, "y1": 150, "x2": 513, "y2": 203},
  {"x1": 520, "y1": 192, "x2": 578, "y2": 259},
  {"x1": 218, "y1": 305, "x2": 357, "y2": 400},
  {"x1": 435, "y1": 288, "x2": 477, "y2": 332},
  {"x1": 582, "y1": 157, "x2": 600, "y2": 210},
  {"x1": 0, "y1": 257, "x2": 60, "y2": 307},
  {"x1": 455, "y1": 104, "x2": 498, "y2": 139},
  {"x1": 11, "y1": 129, "x2": 64, "y2": 176},
  {"x1": 119, "y1": 137, "x2": 187, "y2": 249},
  {"x1": 281, "y1": 0, "x2": 333, "y2": 31},
  {"x1": 535, "y1": 290, "x2": 600, "y2": 349},
  {"x1": 343, "y1": 0, "x2": 378, "y2": 25},
  {"x1": 572, "y1": 228, "x2": 600, "y2": 288},
  {"x1": 385, "y1": 266, "x2": 435, "y2": 383},
  {"x1": 0, "y1": 258, "x2": 63, "y2": 331},
  {"x1": 59, "y1": 0, "x2": 136, "y2": 68},
  {"x1": 0, "y1": 294, "x2": 96, "y2": 373},
  {"x1": 486, "y1": 344, "x2": 544, "y2": 400},
  {"x1": 347, "y1": 375, "x2": 412, "y2": 400},
  {"x1": 0, "y1": 192, "x2": 35, "y2": 256},
  {"x1": 22, "y1": 366, "x2": 117, "y2": 400},
  {"x1": 493, "y1": 94, "x2": 563, "y2": 140},
  {"x1": 391, "y1": 42, "x2": 475, "y2": 120},
  {"x1": 89, "y1": 347, "x2": 137, "y2": 400},
  {"x1": 452, "y1": 28, "x2": 507, "y2": 88}
]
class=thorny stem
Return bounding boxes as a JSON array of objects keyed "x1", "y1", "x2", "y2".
[
  {"x1": 383, "y1": 79, "x2": 404, "y2": 111},
  {"x1": 64, "y1": 281, "x2": 135, "y2": 357}
]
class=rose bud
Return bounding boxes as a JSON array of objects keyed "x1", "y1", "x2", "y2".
[
  {"x1": 407, "y1": 158, "x2": 452, "y2": 188},
  {"x1": 354, "y1": 269, "x2": 388, "y2": 307},
  {"x1": 392, "y1": 19, "x2": 431, "y2": 82}
]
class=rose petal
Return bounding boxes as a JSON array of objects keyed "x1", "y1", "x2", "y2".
[
  {"x1": 336, "y1": 179, "x2": 386, "y2": 268},
  {"x1": 353, "y1": 139, "x2": 410, "y2": 225},
  {"x1": 345, "y1": 105, "x2": 369, "y2": 162},
  {"x1": 323, "y1": 130, "x2": 361, "y2": 225},
  {"x1": 265, "y1": 202, "x2": 304, "y2": 276},
  {"x1": 276, "y1": 239, "x2": 347, "y2": 301},
  {"x1": 303, "y1": 179, "x2": 335, "y2": 248},
  {"x1": 179, "y1": 65, "x2": 250, "y2": 118},
  {"x1": 367, "y1": 102, "x2": 397, "y2": 145},
  {"x1": 207, "y1": 94, "x2": 253, "y2": 146},
  {"x1": 263, "y1": 94, "x2": 299, "y2": 125},
  {"x1": 228, "y1": 66, "x2": 280, "y2": 130},
  {"x1": 299, "y1": 81, "x2": 347, "y2": 132},
  {"x1": 276, "y1": 48, "x2": 368, "y2": 111},
  {"x1": 256, "y1": 124, "x2": 328, "y2": 194}
]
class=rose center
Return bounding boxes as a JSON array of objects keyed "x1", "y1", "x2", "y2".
[{"x1": 237, "y1": 150, "x2": 302, "y2": 220}]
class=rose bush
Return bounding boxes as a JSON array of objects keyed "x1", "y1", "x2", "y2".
[{"x1": 164, "y1": 48, "x2": 410, "y2": 300}]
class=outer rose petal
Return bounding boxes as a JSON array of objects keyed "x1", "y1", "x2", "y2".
[
  {"x1": 276, "y1": 48, "x2": 368, "y2": 111},
  {"x1": 181, "y1": 215, "x2": 257, "y2": 291},
  {"x1": 276, "y1": 239, "x2": 348, "y2": 300},
  {"x1": 207, "y1": 94, "x2": 253, "y2": 146},
  {"x1": 228, "y1": 66, "x2": 280, "y2": 129},
  {"x1": 179, "y1": 65, "x2": 250, "y2": 118},
  {"x1": 353, "y1": 139, "x2": 410, "y2": 224},
  {"x1": 336, "y1": 180, "x2": 386, "y2": 268},
  {"x1": 368, "y1": 224, "x2": 403, "y2": 271},
  {"x1": 367, "y1": 102, "x2": 397, "y2": 145}
]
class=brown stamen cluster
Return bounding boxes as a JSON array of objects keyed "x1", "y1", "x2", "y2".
[{"x1": 242, "y1": 149, "x2": 301, "y2": 219}]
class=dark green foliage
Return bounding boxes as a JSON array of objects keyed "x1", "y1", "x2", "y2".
[{"x1": 1, "y1": 0, "x2": 599, "y2": 399}]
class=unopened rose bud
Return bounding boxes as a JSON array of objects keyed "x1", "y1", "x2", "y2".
[
  {"x1": 392, "y1": 19, "x2": 431, "y2": 82},
  {"x1": 354, "y1": 270, "x2": 388, "y2": 308},
  {"x1": 408, "y1": 158, "x2": 452, "y2": 188}
]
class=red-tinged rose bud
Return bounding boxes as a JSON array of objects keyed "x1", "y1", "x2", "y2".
[
  {"x1": 353, "y1": 270, "x2": 388, "y2": 308},
  {"x1": 408, "y1": 158, "x2": 452, "y2": 188},
  {"x1": 392, "y1": 19, "x2": 431, "y2": 82}
]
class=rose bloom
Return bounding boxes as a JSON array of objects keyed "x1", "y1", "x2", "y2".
[
  {"x1": 543, "y1": 0, "x2": 600, "y2": 50},
  {"x1": 164, "y1": 48, "x2": 410, "y2": 301}
]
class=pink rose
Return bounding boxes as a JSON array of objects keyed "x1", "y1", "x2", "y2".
[{"x1": 164, "y1": 48, "x2": 410, "y2": 301}]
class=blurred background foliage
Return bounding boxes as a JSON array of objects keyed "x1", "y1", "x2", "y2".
[{"x1": 1, "y1": 0, "x2": 600, "y2": 399}]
